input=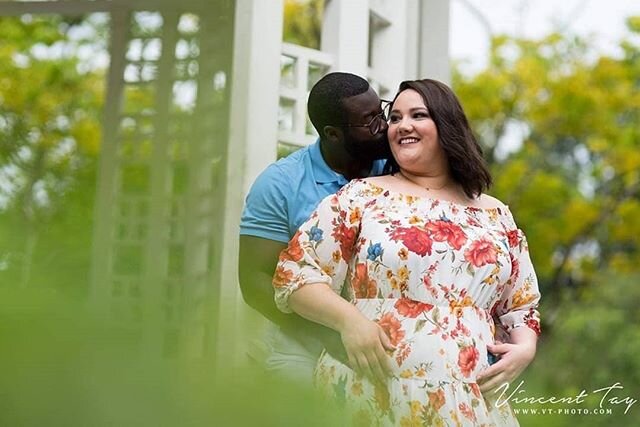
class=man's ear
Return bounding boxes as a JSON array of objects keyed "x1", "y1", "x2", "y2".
[{"x1": 323, "y1": 125, "x2": 342, "y2": 143}]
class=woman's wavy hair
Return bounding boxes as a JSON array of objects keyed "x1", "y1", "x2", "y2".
[{"x1": 383, "y1": 79, "x2": 492, "y2": 198}]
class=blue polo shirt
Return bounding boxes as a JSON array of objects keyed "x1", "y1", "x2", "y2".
[{"x1": 241, "y1": 140, "x2": 383, "y2": 241}]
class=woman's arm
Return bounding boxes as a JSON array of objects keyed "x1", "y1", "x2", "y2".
[
  {"x1": 478, "y1": 213, "x2": 541, "y2": 393},
  {"x1": 289, "y1": 282, "x2": 395, "y2": 384},
  {"x1": 272, "y1": 182, "x2": 395, "y2": 383}
]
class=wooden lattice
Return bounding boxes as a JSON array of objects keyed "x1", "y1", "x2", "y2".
[{"x1": 0, "y1": 0, "x2": 235, "y2": 359}]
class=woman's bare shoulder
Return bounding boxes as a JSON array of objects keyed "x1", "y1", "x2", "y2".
[
  {"x1": 361, "y1": 174, "x2": 395, "y2": 186},
  {"x1": 477, "y1": 193, "x2": 509, "y2": 210}
]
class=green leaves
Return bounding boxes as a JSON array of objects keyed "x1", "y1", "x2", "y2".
[{"x1": 454, "y1": 19, "x2": 640, "y2": 317}]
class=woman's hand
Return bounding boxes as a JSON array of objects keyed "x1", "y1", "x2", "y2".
[
  {"x1": 286, "y1": 283, "x2": 397, "y2": 384},
  {"x1": 339, "y1": 313, "x2": 396, "y2": 384},
  {"x1": 477, "y1": 341, "x2": 536, "y2": 393}
]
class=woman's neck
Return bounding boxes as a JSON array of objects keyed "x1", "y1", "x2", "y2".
[{"x1": 397, "y1": 168, "x2": 451, "y2": 192}]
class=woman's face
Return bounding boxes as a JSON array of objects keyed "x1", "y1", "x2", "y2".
[{"x1": 387, "y1": 89, "x2": 446, "y2": 175}]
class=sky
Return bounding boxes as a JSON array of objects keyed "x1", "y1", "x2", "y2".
[
  {"x1": 450, "y1": 0, "x2": 640, "y2": 73},
  {"x1": 448, "y1": 0, "x2": 640, "y2": 163}
]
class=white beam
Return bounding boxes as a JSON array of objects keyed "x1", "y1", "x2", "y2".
[
  {"x1": 234, "y1": 0, "x2": 283, "y2": 193},
  {"x1": 321, "y1": 0, "x2": 370, "y2": 76},
  {"x1": 367, "y1": 0, "x2": 410, "y2": 98},
  {"x1": 216, "y1": 0, "x2": 283, "y2": 376},
  {"x1": 419, "y1": 0, "x2": 451, "y2": 84}
]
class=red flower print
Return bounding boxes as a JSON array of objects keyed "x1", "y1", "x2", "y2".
[
  {"x1": 464, "y1": 237, "x2": 498, "y2": 267},
  {"x1": 394, "y1": 298, "x2": 434, "y2": 318},
  {"x1": 394, "y1": 342, "x2": 412, "y2": 367},
  {"x1": 507, "y1": 229, "x2": 520, "y2": 248},
  {"x1": 279, "y1": 231, "x2": 304, "y2": 262},
  {"x1": 391, "y1": 226, "x2": 433, "y2": 256},
  {"x1": 426, "y1": 220, "x2": 468, "y2": 250},
  {"x1": 377, "y1": 312, "x2": 405, "y2": 346},
  {"x1": 469, "y1": 383, "x2": 482, "y2": 399},
  {"x1": 332, "y1": 222, "x2": 357, "y2": 262},
  {"x1": 459, "y1": 402, "x2": 476, "y2": 422},
  {"x1": 525, "y1": 308, "x2": 542, "y2": 336},
  {"x1": 352, "y1": 263, "x2": 377, "y2": 298},
  {"x1": 509, "y1": 252, "x2": 520, "y2": 282},
  {"x1": 457, "y1": 345, "x2": 479, "y2": 377},
  {"x1": 427, "y1": 389, "x2": 445, "y2": 411},
  {"x1": 527, "y1": 318, "x2": 542, "y2": 336},
  {"x1": 272, "y1": 265, "x2": 294, "y2": 288}
]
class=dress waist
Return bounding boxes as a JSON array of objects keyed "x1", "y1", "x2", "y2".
[{"x1": 341, "y1": 298, "x2": 495, "y2": 382}]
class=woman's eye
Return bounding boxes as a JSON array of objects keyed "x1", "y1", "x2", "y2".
[
  {"x1": 414, "y1": 111, "x2": 430, "y2": 118},
  {"x1": 388, "y1": 115, "x2": 401, "y2": 123}
]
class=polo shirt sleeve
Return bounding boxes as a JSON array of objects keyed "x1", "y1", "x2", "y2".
[{"x1": 239, "y1": 163, "x2": 291, "y2": 243}]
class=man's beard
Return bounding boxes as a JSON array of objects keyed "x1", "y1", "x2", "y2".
[{"x1": 343, "y1": 133, "x2": 391, "y2": 161}]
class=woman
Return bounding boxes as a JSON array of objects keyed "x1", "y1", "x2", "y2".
[{"x1": 273, "y1": 79, "x2": 541, "y2": 426}]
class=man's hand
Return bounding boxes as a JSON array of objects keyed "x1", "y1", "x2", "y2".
[{"x1": 315, "y1": 327, "x2": 349, "y2": 365}]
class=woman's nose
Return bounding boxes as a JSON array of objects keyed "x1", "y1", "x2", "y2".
[{"x1": 398, "y1": 117, "x2": 413, "y2": 133}]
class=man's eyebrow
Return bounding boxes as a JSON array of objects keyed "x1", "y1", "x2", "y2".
[{"x1": 362, "y1": 108, "x2": 378, "y2": 118}]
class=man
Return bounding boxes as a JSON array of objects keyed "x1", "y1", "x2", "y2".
[{"x1": 238, "y1": 72, "x2": 390, "y2": 382}]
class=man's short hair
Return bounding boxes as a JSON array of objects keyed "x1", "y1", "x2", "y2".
[{"x1": 308, "y1": 72, "x2": 370, "y2": 138}]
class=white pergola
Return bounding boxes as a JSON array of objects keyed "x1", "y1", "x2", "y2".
[{"x1": 0, "y1": 0, "x2": 450, "y2": 372}]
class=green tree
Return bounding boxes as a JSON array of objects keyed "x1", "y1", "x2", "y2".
[
  {"x1": 453, "y1": 19, "x2": 640, "y2": 324},
  {"x1": 283, "y1": 0, "x2": 323, "y2": 49},
  {"x1": 0, "y1": 15, "x2": 104, "y2": 291},
  {"x1": 452, "y1": 23, "x2": 640, "y2": 427}
]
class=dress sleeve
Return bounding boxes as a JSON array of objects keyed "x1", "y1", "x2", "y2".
[
  {"x1": 272, "y1": 182, "x2": 363, "y2": 313},
  {"x1": 493, "y1": 210, "x2": 542, "y2": 336}
]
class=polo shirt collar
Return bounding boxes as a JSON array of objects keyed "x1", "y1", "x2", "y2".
[{"x1": 310, "y1": 140, "x2": 349, "y2": 185}]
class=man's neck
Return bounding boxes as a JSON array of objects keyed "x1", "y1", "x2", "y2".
[{"x1": 319, "y1": 141, "x2": 373, "y2": 181}]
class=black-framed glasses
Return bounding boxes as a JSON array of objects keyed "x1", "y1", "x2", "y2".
[{"x1": 339, "y1": 99, "x2": 393, "y2": 135}]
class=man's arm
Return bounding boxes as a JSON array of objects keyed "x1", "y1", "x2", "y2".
[
  {"x1": 238, "y1": 235, "x2": 347, "y2": 363},
  {"x1": 238, "y1": 235, "x2": 289, "y2": 324}
]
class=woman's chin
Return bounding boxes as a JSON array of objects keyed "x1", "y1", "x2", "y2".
[{"x1": 391, "y1": 152, "x2": 422, "y2": 169}]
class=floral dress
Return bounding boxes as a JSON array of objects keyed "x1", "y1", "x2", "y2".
[{"x1": 273, "y1": 179, "x2": 541, "y2": 427}]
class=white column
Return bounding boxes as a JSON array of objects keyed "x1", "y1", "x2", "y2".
[
  {"x1": 418, "y1": 0, "x2": 451, "y2": 84},
  {"x1": 321, "y1": 0, "x2": 370, "y2": 76},
  {"x1": 216, "y1": 0, "x2": 283, "y2": 376},
  {"x1": 233, "y1": 0, "x2": 283, "y2": 194},
  {"x1": 403, "y1": 0, "x2": 421, "y2": 81},
  {"x1": 367, "y1": 0, "x2": 416, "y2": 98}
]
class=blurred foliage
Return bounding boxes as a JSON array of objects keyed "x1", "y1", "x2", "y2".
[
  {"x1": 283, "y1": 0, "x2": 323, "y2": 49},
  {"x1": 515, "y1": 272, "x2": 640, "y2": 426},
  {"x1": 0, "y1": 11, "x2": 343, "y2": 427},
  {"x1": 0, "y1": 14, "x2": 103, "y2": 292},
  {"x1": 453, "y1": 22, "x2": 640, "y2": 327},
  {"x1": 0, "y1": 287, "x2": 346, "y2": 427}
]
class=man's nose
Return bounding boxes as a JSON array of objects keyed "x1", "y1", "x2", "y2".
[{"x1": 378, "y1": 118, "x2": 389, "y2": 133}]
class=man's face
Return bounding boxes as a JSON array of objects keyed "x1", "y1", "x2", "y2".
[{"x1": 340, "y1": 87, "x2": 390, "y2": 160}]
